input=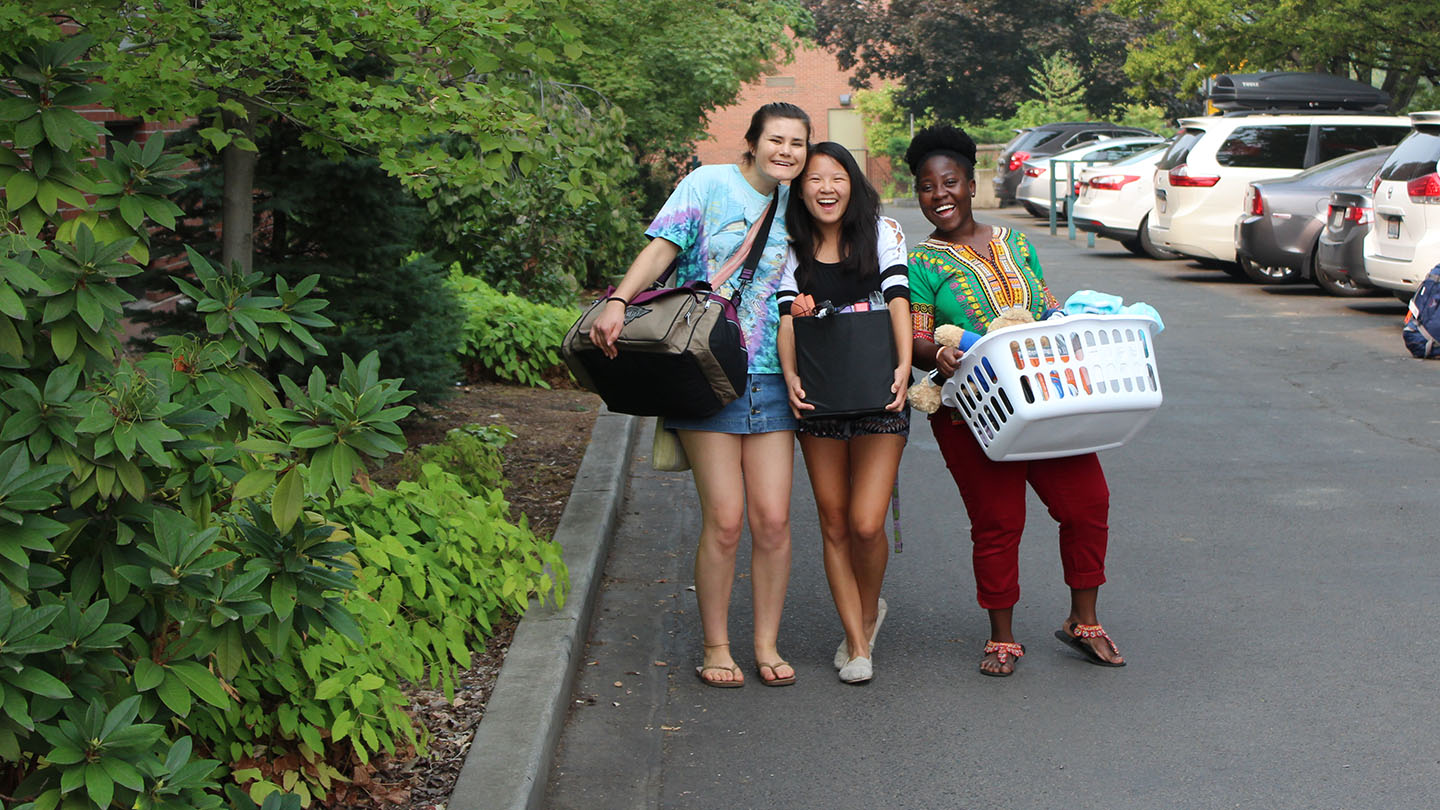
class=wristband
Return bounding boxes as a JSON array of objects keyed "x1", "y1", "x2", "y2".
[{"x1": 604, "y1": 295, "x2": 628, "y2": 306}]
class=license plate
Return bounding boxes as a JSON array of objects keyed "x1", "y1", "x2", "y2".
[{"x1": 1387, "y1": 217, "x2": 1400, "y2": 239}]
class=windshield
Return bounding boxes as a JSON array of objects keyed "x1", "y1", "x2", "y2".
[
  {"x1": 1113, "y1": 142, "x2": 1170, "y2": 166},
  {"x1": 1378, "y1": 129, "x2": 1440, "y2": 182},
  {"x1": 1005, "y1": 129, "x2": 1050, "y2": 154},
  {"x1": 1156, "y1": 128, "x2": 1205, "y2": 170}
]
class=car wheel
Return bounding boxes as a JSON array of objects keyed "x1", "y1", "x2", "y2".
[
  {"x1": 1239, "y1": 255, "x2": 1300, "y2": 284},
  {"x1": 1021, "y1": 201, "x2": 1047, "y2": 218},
  {"x1": 1137, "y1": 215, "x2": 1180, "y2": 260},
  {"x1": 1120, "y1": 237, "x2": 1146, "y2": 256},
  {"x1": 1393, "y1": 290, "x2": 1413, "y2": 303},
  {"x1": 1310, "y1": 246, "x2": 1372, "y2": 298}
]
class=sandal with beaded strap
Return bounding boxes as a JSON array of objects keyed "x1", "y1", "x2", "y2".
[
  {"x1": 1054, "y1": 622, "x2": 1126, "y2": 667},
  {"x1": 980, "y1": 640, "x2": 1024, "y2": 677}
]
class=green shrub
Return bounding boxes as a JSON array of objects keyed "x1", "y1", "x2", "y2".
[
  {"x1": 389, "y1": 423, "x2": 515, "y2": 495},
  {"x1": 0, "y1": 41, "x2": 421, "y2": 809},
  {"x1": 450, "y1": 269, "x2": 577, "y2": 388}
]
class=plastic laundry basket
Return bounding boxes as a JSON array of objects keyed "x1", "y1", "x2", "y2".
[{"x1": 939, "y1": 314, "x2": 1162, "y2": 461}]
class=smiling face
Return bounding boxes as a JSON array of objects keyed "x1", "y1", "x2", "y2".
[
  {"x1": 915, "y1": 153, "x2": 976, "y2": 236},
  {"x1": 800, "y1": 153, "x2": 851, "y2": 229},
  {"x1": 747, "y1": 116, "x2": 808, "y2": 185}
]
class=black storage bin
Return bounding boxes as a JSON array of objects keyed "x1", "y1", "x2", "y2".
[
  {"x1": 793, "y1": 310, "x2": 897, "y2": 418},
  {"x1": 1208, "y1": 72, "x2": 1390, "y2": 112}
]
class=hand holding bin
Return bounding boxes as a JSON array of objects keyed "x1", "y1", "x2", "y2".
[
  {"x1": 941, "y1": 314, "x2": 1162, "y2": 461},
  {"x1": 792, "y1": 298, "x2": 898, "y2": 418}
]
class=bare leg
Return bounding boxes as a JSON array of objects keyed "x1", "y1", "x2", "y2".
[
  {"x1": 845, "y1": 433, "x2": 904, "y2": 653},
  {"x1": 679, "y1": 429, "x2": 746, "y2": 684},
  {"x1": 797, "y1": 434, "x2": 866, "y2": 658},
  {"x1": 740, "y1": 430, "x2": 795, "y2": 683}
]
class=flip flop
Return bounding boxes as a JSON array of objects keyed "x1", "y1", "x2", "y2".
[
  {"x1": 695, "y1": 664, "x2": 744, "y2": 688},
  {"x1": 755, "y1": 660, "x2": 796, "y2": 687},
  {"x1": 1054, "y1": 623, "x2": 1126, "y2": 667}
]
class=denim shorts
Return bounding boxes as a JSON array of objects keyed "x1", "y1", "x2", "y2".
[{"x1": 665, "y1": 373, "x2": 799, "y2": 435}]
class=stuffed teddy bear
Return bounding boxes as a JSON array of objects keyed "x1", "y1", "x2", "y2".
[{"x1": 907, "y1": 308, "x2": 1037, "y2": 414}]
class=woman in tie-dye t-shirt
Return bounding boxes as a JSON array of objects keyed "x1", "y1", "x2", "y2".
[{"x1": 589, "y1": 102, "x2": 810, "y2": 689}]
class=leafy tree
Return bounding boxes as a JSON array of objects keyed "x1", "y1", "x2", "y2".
[
  {"x1": 1028, "y1": 52, "x2": 1089, "y2": 120},
  {"x1": 555, "y1": 0, "x2": 808, "y2": 208},
  {"x1": 10, "y1": 0, "x2": 616, "y2": 275},
  {"x1": 809, "y1": 0, "x2": 1149, "y2": 121},
  {"x1": 1112, "y1": 0, "x2": 1440, "y2": 111},
  {"x1": 143, "y1": 124, "x2": 462, "y2": 402}
]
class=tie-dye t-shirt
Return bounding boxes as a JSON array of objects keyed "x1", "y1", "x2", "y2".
[{"x1": 646, "y1": 164, "x2": 791, "y2": 374}]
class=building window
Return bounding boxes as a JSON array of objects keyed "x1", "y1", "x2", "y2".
[
  {"x1": 106, "y1": 121, "x2": 141, "y2": 158},
  {"x1": 765, "y1": 76, "x2": 796, "y2": 87}
]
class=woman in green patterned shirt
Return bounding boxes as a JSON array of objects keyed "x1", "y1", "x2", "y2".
[{"x1": 906, "y1": 126, "x2": 1126, "y2": 677}]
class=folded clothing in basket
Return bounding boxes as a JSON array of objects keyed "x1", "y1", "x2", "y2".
[{"x1": 1063, "y1": 290, "x2": 1164, "y2": 332}]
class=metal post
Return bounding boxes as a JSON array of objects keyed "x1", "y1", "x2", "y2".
[
  {"x1": 1066, "y1": 159, "x2": 1078, "y2": 242},
  {"x1": 1048, "y1": 160, "x2": 1058, "y2": 236}
]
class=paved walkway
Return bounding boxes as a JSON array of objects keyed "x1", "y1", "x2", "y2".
[{"x1": 487, "y1": 208, "x2": 1440, "y2": 809}]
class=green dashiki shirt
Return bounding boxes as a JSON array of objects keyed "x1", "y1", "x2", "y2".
[{"x1": 908, "y1": 226, "x2": 1060, "y2": 342}]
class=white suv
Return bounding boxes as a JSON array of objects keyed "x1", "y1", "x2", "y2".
[
  {"x1": 1364, "y1": 111, "x2": 1440, "y2": 297},
  {"x1": 1148, "y1": 114, "x2": 1411, "y2": 266}
]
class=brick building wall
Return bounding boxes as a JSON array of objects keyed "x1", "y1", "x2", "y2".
[{"x1": 694, "y1": 37, "x2": 896, "y2": 190}]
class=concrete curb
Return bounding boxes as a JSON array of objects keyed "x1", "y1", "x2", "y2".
[{"x1": 448, "y1": 407, "x2": 640, "y2": 810}]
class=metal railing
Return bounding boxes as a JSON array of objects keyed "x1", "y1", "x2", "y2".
[{"x1": 1047, "y1": 158, "x2": 1099, "y2": 247}]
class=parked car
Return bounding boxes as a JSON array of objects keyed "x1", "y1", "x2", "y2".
[
  {"x1": 1016, "y1": 136, "x2": 1162, "y2": 218},
  {"x1": 1071, "y1": 141, "x2": 1178, "y2": 259},
  {"x1": 1363, "y1": 110, "x2": 1440, "y2": 299},
  {"x1": 1148, "y1": 113, "x2": 1411, "y2": 272},
  {"x1": 994, "y1": 122, "x2": 1157, "y2": 205},
  {"x1": 1234, "y1": 146, "x2": 1393, "y2": 295},
  {"x1": 1316, "y1": 189, "x2": 1377, "y2": 292}
]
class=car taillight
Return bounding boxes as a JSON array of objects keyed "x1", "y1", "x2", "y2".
[
  {"x1": 1246, "y1": 185, "x2": 1264, "y2": 216},
  {"x1": 1328, "y1": 204, "x2": 1374, "y2": 225},
  {"x1": 1406, "y1": 172, "x2": 1440, "y2": 204},
  {"x1": 1008, "y1": 151, "x2": 1030, "y2": 172},
  {"x1": 1024, "y1": 166, "x2": 1044, "y2": 178},
  {"x1": 1372, "y1": 175, "x2": 1382, "y2": 195},
  {"x1": 1088, "y1": 174, "x2": 1140, "y2": 190},
  {"x1": 1168, "y1": 164, "x2": 1220, "y2": 187},
  {"x1": 1073, "y1": 180, "x2": 1082, "y2": 196}
]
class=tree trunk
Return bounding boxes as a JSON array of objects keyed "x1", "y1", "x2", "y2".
[{"x1": 220, "y1": 102, "x2": 260, "y2": 273}]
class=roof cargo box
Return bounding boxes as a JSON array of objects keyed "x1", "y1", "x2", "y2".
[{"x1": 1208, "y1": 72, "x2": 1390, "y2": 112}]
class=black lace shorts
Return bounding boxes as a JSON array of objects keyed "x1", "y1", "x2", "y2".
[{"x1": 797, "y1": 407, "x2": 910, "y2": 440}]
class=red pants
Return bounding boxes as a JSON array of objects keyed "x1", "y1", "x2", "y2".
[{"x1": 931, "y1": 413, "x2": 1110, "y2": 610}]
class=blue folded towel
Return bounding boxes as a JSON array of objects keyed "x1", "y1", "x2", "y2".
[{"x1": 1062, "y1": 290, "x2": 1164, "y2": 333}]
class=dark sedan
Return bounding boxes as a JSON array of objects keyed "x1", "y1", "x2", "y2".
[
  {"x1": 1316, "y1": 189, "x2": 1377, "y2": 293},
  {"x1": 994, "y1": 122, "x2": 1156, "y2": 205},
  {"x1": 1234, "y1": 146, "x2": 1393, "y2": 296}
]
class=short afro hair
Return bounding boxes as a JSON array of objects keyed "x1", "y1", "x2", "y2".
[{"x1": 904, "y1": 125, "x2": 978, "y2": 178}]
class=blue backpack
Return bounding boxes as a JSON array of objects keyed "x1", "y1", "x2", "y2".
[{"x1": 1403, "y1": 264, "x2": 1440, "y2": 359}]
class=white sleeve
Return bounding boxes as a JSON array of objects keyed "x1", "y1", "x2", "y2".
[
  {"x1": 775, "y1": 247, "x2": 800, "y2": 315},
  {"x1": 876, "y1": 217, "x2": 909, "y2": 303}
]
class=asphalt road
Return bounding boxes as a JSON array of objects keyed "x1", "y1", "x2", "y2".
[{"x1": 545, "y1": 207, "x2": 1440, "y2": 810}]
